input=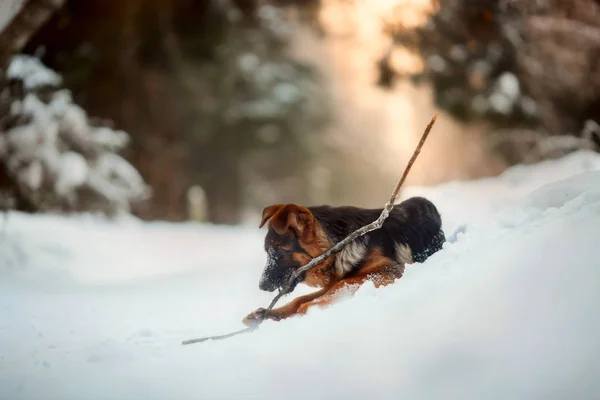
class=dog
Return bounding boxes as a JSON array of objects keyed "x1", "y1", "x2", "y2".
[{"x1": 242, "y1": 196, "x2": 445, "y2": 326}]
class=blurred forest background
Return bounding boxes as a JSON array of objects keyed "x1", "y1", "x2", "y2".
[{"x1": 1, "y1": 0, "x2": 599, "y2": 225}]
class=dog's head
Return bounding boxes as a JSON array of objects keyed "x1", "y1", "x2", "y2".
[{"x1": 257, "y1": 204, "x2": 324, "y2": 292}]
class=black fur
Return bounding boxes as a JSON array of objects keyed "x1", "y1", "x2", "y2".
[{"x1": 309, "y1": 196, "x2": 445, "y2": 265}]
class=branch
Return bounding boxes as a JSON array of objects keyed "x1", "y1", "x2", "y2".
[
  {"x1": 181, "y1": 326, "x2": 255, "y2": 345},
  {"x1": 0, "y1": 0, "x2": 66, "y2": 69},
  {"x1": 181, "y1": 113, "x2": 439, "y2": 345}
]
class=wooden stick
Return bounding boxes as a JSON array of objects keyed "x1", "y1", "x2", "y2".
[
  {"x1": 181, "y1": 327, "x2": 256, "y2": 345},
  {"x1": 181, "y1": 113, "x2": 438, "y2": 345}
]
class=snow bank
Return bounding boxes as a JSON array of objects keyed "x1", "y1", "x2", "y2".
[
  {"x1": 1, "y1": 150, "x2": 600, "y2": 400},
  {"x1": 402, "y1": 149, "x2": 600, "y2": 234}
]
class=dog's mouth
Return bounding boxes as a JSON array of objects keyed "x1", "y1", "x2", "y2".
[{"x1": 284, "y1": 270, "x2": 303, "y2": 292}]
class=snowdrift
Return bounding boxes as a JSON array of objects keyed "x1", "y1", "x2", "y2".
[{"x1": 1, "y1": 150, "x2": 600, "y2": 400}]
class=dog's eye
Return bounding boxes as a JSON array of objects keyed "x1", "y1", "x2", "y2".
[
  {"x1": 274, "y1": 249, "x2": 290, "y2": 259},
  {"x1": 266, "y1": 247, "x2": 293, "y2": 263}
]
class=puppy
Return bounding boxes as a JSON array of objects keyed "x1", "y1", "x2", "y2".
[{"x1": 242, "y1": 196, "x2": 445, "y2": 326}]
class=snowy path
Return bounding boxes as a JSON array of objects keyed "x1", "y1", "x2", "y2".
[{"x1": 2, "y1": 151, "x2": 600, "y2": 400}]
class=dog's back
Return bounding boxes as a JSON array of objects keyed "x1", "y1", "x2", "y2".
[{"x1": 309, "y1": 196, "x2": 445, "y2": 266}]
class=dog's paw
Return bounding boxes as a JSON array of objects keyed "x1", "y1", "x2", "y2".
[
  {"x1": 242, "y1": 308, "x2": 268, "y2": 327},
  {"x1": 242, "y1": 307, "x2": 285, "y2": 326}
]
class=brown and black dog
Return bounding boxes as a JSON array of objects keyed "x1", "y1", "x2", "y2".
[{"x1": 242, "y1": 196, "x2": 445, "y2": 326}]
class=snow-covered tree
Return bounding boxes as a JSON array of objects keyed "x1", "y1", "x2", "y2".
[
  {"x1": 383, "y1": 0, "x2": 600, "y2": 163},
  {"x1": 0, "y1": 55, "x2": 149, "y2": 217}
]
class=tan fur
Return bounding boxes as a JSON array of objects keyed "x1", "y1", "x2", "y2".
[
  {"x1": 335, "y1": 239, "x2": 368, "y2": 277},
  {"x1": 394, "y1": 243, "x2": 413, "y2": 265},
  {"x1": 297, "y1": 258, "x2": 403, "y2": 315},
  {"x1": 294, "y1": 219, "x2": 335, "y2": 288},
  {"x1": 243, "y1": 246, "x2": 405, "y2": 325}
]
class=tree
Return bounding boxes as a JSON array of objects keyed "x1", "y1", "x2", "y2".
[
  {"x1": 22, "y1": 0, "x2": 330, "y2": 223},
  {"x1": 382, "y1": 0, "x2": 600, "y2": 162}
]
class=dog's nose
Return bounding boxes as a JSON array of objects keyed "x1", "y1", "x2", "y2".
[{"x1": 259, "y1": 275, "x2": 277, "y2": 292}]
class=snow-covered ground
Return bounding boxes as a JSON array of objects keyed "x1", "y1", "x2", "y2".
[{"x1": 2, "y1": 150, "x2": 600, "y2": 400}]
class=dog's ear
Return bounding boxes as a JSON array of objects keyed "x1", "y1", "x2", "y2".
[
  {"x1": 287, "y1": 205, "x2": 315, "y2": 243},
  {"x1": 267, "y1": 204, "x2": 315, "y2": 243},
  {"x1": 259, "y1": 204, "x2": 284, "y2": 228}
]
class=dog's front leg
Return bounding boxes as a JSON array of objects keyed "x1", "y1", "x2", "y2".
[
  {"x1": 297, "y1": 266, "x2": 403, "y2": 315},
  {"x1": 242, "y1": 288, "x2": 328, "y2": 326},
  {"x1": 295, "y1": 276, "x2": 366, "y2": 315}
]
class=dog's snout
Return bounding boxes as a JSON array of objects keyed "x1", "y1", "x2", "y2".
[
  {"x1": 259, "y1": 276, "x2": 277, "y2": 292},
  {"x1": 259, "y1": 264, "x2": 279, "y2": 292}
]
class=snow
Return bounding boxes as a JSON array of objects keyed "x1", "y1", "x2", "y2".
[
  {"x1": 488, "y1": 72, "x2": 521, "y2": 115},
  {"x1": 239, "y1": 52, "x2": 260, "y2": 73},
  {"x1": 489, "y1": 92, "x2": 513, "y2": 115},
  {"x1": 6, "y1": 55, "x2": 62, "y2": 89},
  {"x1": 1, "y1": 55, "x2": 148, "y2": 214},
  {"x1": 427, "y1": 54, "x2": 447, "y2": 73},
  {"x1": 2, "y1": 150, "x2": 600, "y2": 399},
  {"x1": 498, "y1": 72, "x2": 520, "y2": 101}
]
